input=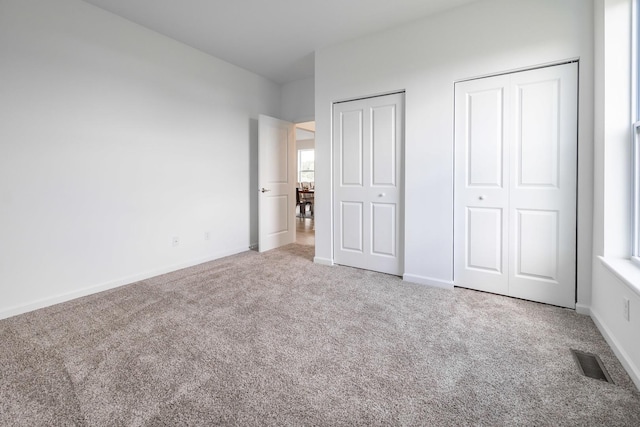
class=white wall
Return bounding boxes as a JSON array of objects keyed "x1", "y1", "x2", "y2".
[
  {"x1": 591, "y1": 0, "x2": 640, "y2": 390},
  {"x1": 315, "y1": 0, "x2": 594, "y2": 300},
  {"x1": 297, "y1": 138, "x2": 315, "y2": 151},
  {"x1": 0, "y1": 0, "x2": 281, "y2": 318},
  {"x1": 281, "y1": 77, "x2": 315, "y2": 123}
]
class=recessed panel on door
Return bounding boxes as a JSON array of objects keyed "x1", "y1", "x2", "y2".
[
  {"x1": 340, "y1": 110, "x2": 364, "y2": 186},
  {"x1": 371, "y1": 203, "x2": 396, "y2": 256},
  {"x1": 372, "y1": 105, "x2": 396, "y2": 186},
  {"x1": 264, "y1": 126, "x2": 289, "y2": 183},
  {"x1": 516, "y1": 209, "x2": 559, "y2": 282},
  {"x1": 341, "y1": 202, "x2": 363, "y2": 252},
  {"x1": 467, "y1": 89, "x2": 504, "y2": 188},
  {"x1": 516, "y1": 79, "x2": 560, "y2": 188},
  {"x1": 264, "y1": 195, "x2": 289, "y2": 235},
  {"x1": 466, "y1": 207, "x2": 503, "y2": 273}
]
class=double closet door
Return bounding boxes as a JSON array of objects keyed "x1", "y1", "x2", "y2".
[
  {"x1": 454, "y1": 63, "x2": 577, "y2": 308},
  {"x1": 333, "y1": 92, "x2": 404, "y2": 276}
]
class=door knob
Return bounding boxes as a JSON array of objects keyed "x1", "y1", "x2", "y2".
[
  {"x1": 260, "y1": 188, "x2": 271, "y2": 193},
  {"x1": 379, "y1": 193, "x2": 386, "y2": 197},
  {"x1": 479, "y1": 195, "x2": 485, "y2": 200}
]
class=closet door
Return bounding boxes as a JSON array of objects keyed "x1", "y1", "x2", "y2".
[
  {"x1": 507, "y1": 64, "x2": 577, "y2": 307},
  {"x1": 333, "y1": 93, "x2": 404, "y2": 276},
  {"x1": 454, "y1": 75, "x2": 511, "y2": 296},
  {"x1": 454, "y1": 63, "x2": 577, "y2": 309}
]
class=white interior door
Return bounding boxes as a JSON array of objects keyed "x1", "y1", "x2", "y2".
[
  {"x1": 333, "y1": 92, "x2": 404, "y2": 276},
  {"x1": 454, "y1": 74, "x2": 511, "y2": 296},
  {"x1": 258, "y1": 114, "x2": 295, "y2": 252},
  {"x1": 454, "y1": 63, "x2": 577, "y2": 308}
]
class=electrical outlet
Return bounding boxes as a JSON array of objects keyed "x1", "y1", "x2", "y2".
[
  {"x1": 172, "y1": 236, "x2": 180, "y2": 247},
  {"x1": 204, "y1": 231, "x2": 210, "y2": 241},
  {"x1": 623, "y1": 297, "x2": 630, "y2": 322}
]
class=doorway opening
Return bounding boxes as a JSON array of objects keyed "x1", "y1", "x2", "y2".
[{"x1": 295, "y1": 121, "x2": 315, "y2": 246}]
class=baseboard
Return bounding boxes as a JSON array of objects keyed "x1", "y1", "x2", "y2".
[
  {"x1": 403, "y1": 274, "x2": 454, "y2": 290},
  {"x1": 575, "y1": 303, "x2": 591, "y2": 316},
  {"x1": 313, "y1": 257, "x2": 333, "y2": 266},
  {"x1": 0, "y1": 246, "x2": 249, "y2": 321},
  {"x1": 590, "y1": 308, "x2": 640, "y2": 391}
]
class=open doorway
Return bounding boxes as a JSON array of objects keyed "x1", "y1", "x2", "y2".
[{"x1": 295, "y1": 121, "x2": 315, "y2": 246}]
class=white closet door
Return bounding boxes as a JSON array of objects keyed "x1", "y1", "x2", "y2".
[
  {"x1": 454, "y1": 63, "x2": 577, "y2": 308},
  {"x1": 333, "y1": 93, "x2": 404, "y2": 275},
  {"x1": 454, "y1": 75, "x2": 511, "y2": 295},
  {"x1": 507, "y1": 64, "x2": 577, "y2": 307}
]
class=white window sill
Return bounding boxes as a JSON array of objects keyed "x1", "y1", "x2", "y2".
[{"x1": 599, "y1": 256, "x2": 640, "y2": 298}]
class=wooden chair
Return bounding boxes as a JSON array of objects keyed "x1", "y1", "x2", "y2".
[
  {"x1": 302, "y1": 190, "x2": 314, "y2": 216},
  {"x1": 296, "y1": 188, "x2": 312, "y2": 218}
]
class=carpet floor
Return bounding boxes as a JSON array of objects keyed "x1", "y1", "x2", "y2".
[{"x1": 1, "y1": 244, "x2": 639, "y2": 426}]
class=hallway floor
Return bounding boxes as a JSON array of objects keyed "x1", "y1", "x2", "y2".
[{"x1": 296, "y1": 217, "x2": 314, "y2": 246}]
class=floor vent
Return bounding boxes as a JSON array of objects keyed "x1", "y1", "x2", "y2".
[{"x1": 571, "y1": 349, "x2": 614, "y2": 383}]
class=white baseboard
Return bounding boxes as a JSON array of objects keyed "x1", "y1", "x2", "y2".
[
  {"x1": 590, "y1": 308, "x2": 640, "y2": 391},
  {"x1": 313, "y1": 257, "x2": 333, "y2": 266},
  {"x1": 403, "y1": 274, "x2": 454, "y2": 290},
  {"x1": 575, "y1": 303, "x2": 591, "y2": 316},
  {"x1": 0, "y1": 246, "x2": 249, "y2": 321}
]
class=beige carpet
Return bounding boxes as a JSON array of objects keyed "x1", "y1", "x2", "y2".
[{"x1": 1, "y1": 243, "x2": 639, "y2": 426}]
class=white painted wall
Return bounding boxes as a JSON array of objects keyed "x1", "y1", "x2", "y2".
[
  {"x1": 297, "y1": 138, "x2": 315, "y2": 151},
  {"x1": 281, "y1": 77, "x2": 315, "y2": 123},
  {"x1": 591, "y1": 0, "x2": 640, "y2": 390},
  {"x1": 0, "y1": 0, "x2": 281, "y2": 318},
  {"x1": 315, "y1": 0, "x2": 594, "y2": 300}
]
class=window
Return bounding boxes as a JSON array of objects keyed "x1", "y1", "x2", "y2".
[{"x1": 298, "y1": 149, "x2": 314, "y2": 184}]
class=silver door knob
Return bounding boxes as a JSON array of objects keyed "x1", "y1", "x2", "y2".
[
  {"x1": 379, "y1": 193, "x2": 386, "y2": 197},
  {"x1": 260, "y1": 188, "x2": 271, "y2": 193},
  {"x1": 479, "y1": 195, "x2": 485, "y2": 200}
]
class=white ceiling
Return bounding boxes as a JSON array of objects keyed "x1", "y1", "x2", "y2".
[{"x1": 82, "y1": 0, "x2": 480, "y2": 85}]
